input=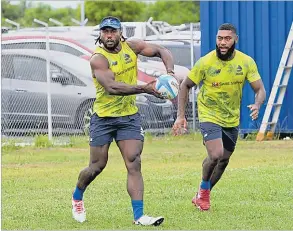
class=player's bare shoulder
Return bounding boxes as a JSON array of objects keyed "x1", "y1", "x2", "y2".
[
  {"x1": 126, "y1": 38, "x2": 147, "y2": 55},
  {"x1": 90, "y1": 53, "x2": 109, "y2": 70}
]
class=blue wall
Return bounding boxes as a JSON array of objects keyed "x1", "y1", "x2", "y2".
[{"x1": 200, "y1": 1, "x2": 293, "y2": 133}]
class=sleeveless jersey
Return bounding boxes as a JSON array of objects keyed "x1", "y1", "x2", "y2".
[{"x1": 92, "y1": 41, "x2": 138, "y2": 117}]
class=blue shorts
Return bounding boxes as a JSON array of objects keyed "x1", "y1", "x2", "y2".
[
  {"x1": 199, "y1": 122, "x2": 239, "y2": 152},
  {"x1": 89, "y1": 113, "x2": 144, "y2": 146}
]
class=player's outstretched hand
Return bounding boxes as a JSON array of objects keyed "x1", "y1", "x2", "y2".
[
  {"x1": 172, "y1": 117, "x2": 188, "y2": 136},
  {"x1": 143, "y1": 80, "x2": 164, "y2": 99},
  {"x1": 247, "y1": 104, "x2": 260, "y2": 120}
]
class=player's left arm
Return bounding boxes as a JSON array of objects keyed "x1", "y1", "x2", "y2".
[
  {"x1": 250, "y1": 79, "x2": 266, "y2": 109},
  {"x1": 246, "y1": 58, "x2": 266, "y2": 120},
  {"x1": 127, "y1": 39, "x2": 179, "y2": 81}
]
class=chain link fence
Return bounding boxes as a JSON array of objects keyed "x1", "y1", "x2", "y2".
[{"x1": 1, "y1": 21, "x2": 200, "y2": 143}]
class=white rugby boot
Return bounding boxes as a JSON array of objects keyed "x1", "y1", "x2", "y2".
[
  {"x1": 134, "y1": 215, "x2": 164, "y2": 226},
  {"x1": 72, "y1": 197, "x2": 86, "y2": 223}
]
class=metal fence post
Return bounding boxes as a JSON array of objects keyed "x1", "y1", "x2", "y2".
[
  {"x1": 80, "y1": 0, "x2": 85, "y2": 26},
  {"x1": 33, "y1": 19, "x2": 53, "y2": 141},
  {"x1": 190, "y1": 23, "x2": 196, "y2": 131}
]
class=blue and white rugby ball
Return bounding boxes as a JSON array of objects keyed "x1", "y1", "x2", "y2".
[{"x1": 155, "y1": 74, "x2": 179, "y2": 99}]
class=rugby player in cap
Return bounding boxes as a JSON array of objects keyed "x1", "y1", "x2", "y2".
[{"x1": 71, "y1": 16, "x2": 176, "y2": 226}]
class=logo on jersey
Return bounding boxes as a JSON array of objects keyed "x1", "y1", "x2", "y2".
[
  {"x1": 207, "y1": 67, "x2": 221, "y2": 76},
  {"x1": 212, "y1": 82, "x2": 220, "y2": 87},
  {"x1": 124, "y1": 53, "x2": 132, "y2": 64},
  {"x1": 236, "y1": 65, "x2": 243, "y2": 75}
]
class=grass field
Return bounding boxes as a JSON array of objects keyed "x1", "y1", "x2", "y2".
[{"x1": 2, "y1": 134, "x2": 293, "y2": 230}]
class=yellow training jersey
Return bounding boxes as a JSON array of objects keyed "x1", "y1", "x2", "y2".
[
  {"x1": 188, "y1": 50, "x2": 261, "y2": 127},
  {"x1": 92, "y1": 41, "x2": 138, "y2": 117}
]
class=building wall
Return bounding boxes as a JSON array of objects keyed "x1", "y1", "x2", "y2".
[{"x1": 200, "y1": 1, "x2": 293, "y2": 133}]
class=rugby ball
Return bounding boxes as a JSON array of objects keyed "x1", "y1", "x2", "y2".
[{"x1": 155, "y1": 74, "x2": 179, "y2": 99}]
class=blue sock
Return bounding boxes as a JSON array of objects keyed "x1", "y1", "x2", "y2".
[
  {"x1": 73, "y1": 186, "x2": 85, "y2": 200},
  {"x1": 200, "y1": 180, "x2": 211, "y2": 190},
  {"x1": 131, "y1": 200, "x2": 143, "y2": 220}
]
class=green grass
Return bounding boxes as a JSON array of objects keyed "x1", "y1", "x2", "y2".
[{"x1": 2, "y1": 134, "x2": 293, "y2": 230}]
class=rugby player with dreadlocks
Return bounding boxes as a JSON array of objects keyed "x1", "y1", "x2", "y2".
[{"x1": 71, "y1": 16, "x2": 176, "y2": 226}]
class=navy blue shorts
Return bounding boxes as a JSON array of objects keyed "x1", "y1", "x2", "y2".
[
  {"x1": 89, "y1": 113, "x2": 144, "y2": 147},
  {"x1": 199, "y1": 122, "x2": 239, "y2": 152}
]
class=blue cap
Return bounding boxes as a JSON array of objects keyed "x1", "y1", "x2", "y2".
[{"x1": 100, "y1": 16, "x2": 121, "y2": 30}]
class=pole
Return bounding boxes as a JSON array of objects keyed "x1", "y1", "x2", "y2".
[
  {"x1": 49, "y1": 18, "x2": 64, "y2": 27},
  {"x1": 5, "y1": 19, "x2": 20, "y2": 30},
  {"x1": 190, "y1": 23, "x2": 196, "y2": 131},
  {"x1": 82, "y1": 18, "x2": 88, "y2": 26},
  {"x1": 71, "y1": 18, "x2": 81, "y2": 26},
  {"x1": 33, "y1": 19, "x2": 52, "y2": 141},
  {"x1": 80, "y1": 0, "x2": 85, "y2": 26}
]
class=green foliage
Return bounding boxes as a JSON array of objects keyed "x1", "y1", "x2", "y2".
[
  {"x1": 1, "y1": 138, "x2": 21, "y2": 152},
  {"x1": 2, "y1": 0, "x2": 79, "y2": 28},
  {"x1": 1, "y1": 0, "x2": 200, "y2": 29},
  {"x1": 64, "y1": 136, "x2": 89, "y2": 148},
  {"x1": 49, "y1": 8, "x2": 79, "y2": 26},
  {"x1": 21, "y1": 3, "x2": 52, "y2": 27},
  {"x1": 84, "y1": 1, "x2": 147, "y2": 24},
  {"x1": 143, "y1": 1, "x2": 200, "y2": 24},
  {"x1": 34, "y1": 135, "x2": 53, "y2": 148},
  {"x1": 1, "y1": 0, "x2": 25, "y2": 21}
]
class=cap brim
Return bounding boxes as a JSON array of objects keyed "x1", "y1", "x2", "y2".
[{"x1": 100, "y1": 25, "x2": 121, "y2": 30}]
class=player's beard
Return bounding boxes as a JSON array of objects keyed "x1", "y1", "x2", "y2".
[
  {"x1": 102, "y1": 39, "x2": 120, "y2": 51},
  {"x1": 216, "y1": 41, "x2": 236, "y2": 61}
]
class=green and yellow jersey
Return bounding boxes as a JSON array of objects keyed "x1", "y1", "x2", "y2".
[
  {"x1": 92, "y1": 41, "x2": 138, "y2": 117},
  {"x1": 188, "y1": 50, "x2": 261, "y2": 127}
]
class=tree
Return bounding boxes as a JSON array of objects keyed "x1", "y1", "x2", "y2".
[
  {"x1": 144, "y1": 1, "x2": 200, "y2": 24},
  {"x1": 49, "y1": 7, "x2": 79, "y2": 26},
  {"x1": 83, "y1": 1, "x2": 147, "y2": 25},
  {"x1": 1, "y1": 0, "x2": 79, "y2": 27},
  {"x1": 21, "y1": 3, "x2": 53, "y2": 27},
  {"x1": 1, "y1": 0, "x2": 23, "y2": 25}
]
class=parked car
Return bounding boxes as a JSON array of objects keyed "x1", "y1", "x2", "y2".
[{"x1": 1, "y1": 49, "x2": 174, "y2": 135}]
